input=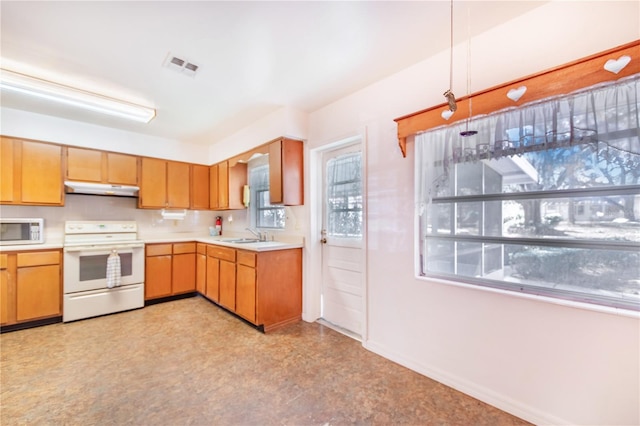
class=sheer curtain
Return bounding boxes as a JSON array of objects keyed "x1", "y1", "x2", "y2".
[{"x1": 417, "y1": 74, "x2": 640, "y2": 206}]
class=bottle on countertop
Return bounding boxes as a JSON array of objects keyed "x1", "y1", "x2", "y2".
[{"x1": 215, "y1": 216, "x2": 222, "y2": 236}]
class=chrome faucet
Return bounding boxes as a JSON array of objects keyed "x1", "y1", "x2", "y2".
[{"x1": 246, "y1": 227, "x2": 266, "y2": 241}]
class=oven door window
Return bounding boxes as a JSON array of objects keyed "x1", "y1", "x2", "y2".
[{"x1": 79, "y1": 253, "x2": 133, "y2": 281}]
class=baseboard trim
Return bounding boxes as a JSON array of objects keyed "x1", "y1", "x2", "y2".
[
  {"x1": 363, "y1": 339, "x2": 570, "y2": 426},
  {"x1": 1, "y1": 316, "x2": 62, "y2": 333},
  {"x1": 145, "y1": 292, "x2": 198, "y2": 306}
]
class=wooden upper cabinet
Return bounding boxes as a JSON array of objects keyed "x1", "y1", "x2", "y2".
[
  {"x1": 22, "y1": 142, "x2": 63, "y2": 204},
  {"x1": 1, "y1": 137, "x2": 63, "y2": 206},
  {"x1": 139, "y1": 157, "x2": 167, "y2": 208},
  {"x1": 1, "y1": 137, "x2": 15, "y2": 203},
  {"x1": 210, "y1": 161, "x2": 247, "y2": 210},
  {"x1": 66, "y1": 147, "x2": 139, "y2": 185},
  {"x1": 107, "y1": 153, "x2": 138, "y2": 185},
  {"x1": 66, "y1": 147, "x2": 102, "y2": 182},
  {"x1": 269, "y1": 137, "x2": 303, "y2": 206},
  {"x1": 209, "y1": 163, "x2": 219, "y2": 210},
  {"x1": 166, "y1": 161, "x2": 190, "y2": 208},
  {"x1": 218, "y1": 161, "x2": 229, "y2": 209},
  {"x1": 191, "y1": 164, "x2": 210, "y2": 210},
  {"x1": 139, "y1": 158, "x2": 190, "y2": 209}
]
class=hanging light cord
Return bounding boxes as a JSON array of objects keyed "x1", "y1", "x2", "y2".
[
  {"x1": 444, "y1": 0, "x2": 457, "y2": 111},
  {"x1": 460, "y1": 6, "x2": 478, "y2": 137},
  {"x1": 449, "y1": 0, "x2": 454, "y2": 92},
  {"x1": 466, "y1": 14, "x2": 472, "y2": 125}
]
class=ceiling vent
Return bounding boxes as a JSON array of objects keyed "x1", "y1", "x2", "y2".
[{"x1": 163, "y1": 53, "x2": 199, "y2": 77}]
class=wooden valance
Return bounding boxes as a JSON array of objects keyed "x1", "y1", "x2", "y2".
[{"x1": 394, "y1": 40, "x2": 640, "y2": 157}]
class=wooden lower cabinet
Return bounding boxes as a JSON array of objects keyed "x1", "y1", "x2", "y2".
[
  {"x1": 218, "y1": 260, "x2": 236, "y2": 311},
  {"x1": 199, "y1": 244, "x2": 302, "y2": 332},
  {"x1": 145, "y1": 243, "x2": 196, "y2": 301},
  {"x1": 1, "y1": 254, "x2": 10, "y2": 325},
  {"x1": 204, "y1": 245, "x2": 235, "y2": 305},
  {"x1": 172, "y1": 243, "x2": 196, "y2": 295},
  {"x1": 1, "y1": 250, "x2": 62, "y2": 327},
  {"x1": 205, "y1": 256, "x2": 220, "y2": 302},
  {"x1": 236, "y1": 262, "x2": 256, "y2": 323},
  {"x1": 195, "y1": 244, "x2": 207, "y2": 294}
]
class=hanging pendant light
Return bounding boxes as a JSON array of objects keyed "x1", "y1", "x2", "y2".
[
  {"x1": 443, "y1": 0, "x2": 457, "y2": 112},
  {"x1": 460, "y1": 6, "x2": 477, "y2": 137}
]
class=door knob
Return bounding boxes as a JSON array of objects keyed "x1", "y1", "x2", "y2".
[{"x1": 321, "y1": 238, "x2": 327, "y2": 244}]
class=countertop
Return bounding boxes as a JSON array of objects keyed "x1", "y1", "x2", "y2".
[
  {"x1": 141, "y1": 233, "x2": 304, "y2": 252},
  {"x1": 1, "y1": 234, "x2": 303, "y2": 252},
  {"x1": 0, "y1": 239, "x2": 64, "y2": 252}
]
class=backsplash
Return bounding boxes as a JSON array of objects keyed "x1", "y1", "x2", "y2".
[
  {"x1": 0, "y1": 194, "x2": 305, "y2": 241},
  {"x1": 0, "y1": 195, "x2": 217, "y2": 241}
]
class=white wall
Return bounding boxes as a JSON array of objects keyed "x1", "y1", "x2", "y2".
[
  {"x1": 305, "y1": 2, "x2": 639, "y2": 425},
  {"x1": 208, "y1": 106, "x2": 309, "y2": 163},
  {"x1": 0, "y1": 107, "x2": 210, "y2": 164},
  {"x1": 0, "y1": 195, "x2": 217, "y2": 241}
]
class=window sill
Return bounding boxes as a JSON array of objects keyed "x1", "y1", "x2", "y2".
[{"x1": 415, "y1": 273, "x2": 640, "y2": 319}]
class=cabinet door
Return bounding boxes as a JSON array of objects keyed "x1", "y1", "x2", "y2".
[
  {"x1": 1, "y1": 254, "x2": 10, "y2": 325},
  {"x1": 205, "y1": 256, "x2": 220, "y2": 302},
  {"x1": 16, "y1": 264, "x2": 61, "y2": 321},
  {"x1": 191, "y1": 164, "x2": 210, "y2": 210},
  {"x1": 107, "y1": 153, "x2": 138, "y2": 185},
  {"x1": 145, "y1": 255, "x2": 172, "y2": 299},
  {"x1": 236, "y1": 264, "x2": 256, "y2": 323},
  {"x1": 196, "y1": 252, "x2": 207, "y2": 294},
  {"x1": 269, "y1": 138, "x2": 303, "y2": 206},
  {"x1": 167, "y1": 161, "x2": 190, "y2": 208},
  {"x1": 172, "y1": 253, "x2": 196, "y2": 294},
  {"x1": 209, "y1": 164, "x2": 219, "y2": 210},
  {"x1": 21, "y1": 141, "x2": 63, "y2": 204},
  {"x1": 140, "y1": 157, "x2": 167, "y2": 208},
  {"x1": 66, "y1": 147, "x2": 102, "y2": 182},
  {"x1": 0, "y1": 137, "x2": 14, "y2": 202},
  {"x1": 218, "y1": 260, "x2": 236, "y2": 310},
  {"x1": 269, "y1": 139, "x2": 284, "y2": 204},
  {"x1": 218, "y1": 161, "x2": 229, "y2": 209},
  {"x1": 228, "y1": 162, "x2": 248, "y2": 210}
]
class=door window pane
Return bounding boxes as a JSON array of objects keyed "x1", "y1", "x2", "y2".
[{"x1": 327, "y1": 152, "x2": 362, "y2": 238}]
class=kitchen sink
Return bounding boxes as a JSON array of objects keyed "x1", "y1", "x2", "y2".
[{"x1": 227, "y1": 238, "x2": 261, "y2": 244}]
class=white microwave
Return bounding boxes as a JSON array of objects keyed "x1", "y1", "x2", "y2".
[{"x1": 0, "y1": 218, "x2": 44, "y2": 245}]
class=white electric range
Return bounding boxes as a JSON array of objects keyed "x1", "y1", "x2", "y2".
[{"x1": 63, "y1": 220, "x2": 145, "y2": 322}]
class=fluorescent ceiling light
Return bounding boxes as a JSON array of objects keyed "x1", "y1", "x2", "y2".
[{"x1": 0, "y1": 68, "x2": 156, "y2": 123}]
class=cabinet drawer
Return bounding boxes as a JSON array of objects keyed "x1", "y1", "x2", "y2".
[
  {"x1": 17, "y1": 251, "x2": 60, "y2": 267},
  {"x1": 146, "y1": 244, "x2": 172, "y2": 256},
  {"x1": 236, "y1": 250, "x2": 256, "y2": 268},
  {"x1": 0, "y1": 254, "x2": 7, "y2": 269},
  {"x1": 207, "y1": 245, "x2": 235, "y2": 262},
  {"x1": 196, "y1": 243, "x2": 207, "y2": 255},
  {"x1": 173, "y1": 242, "x2": 196, "y2": 254}
]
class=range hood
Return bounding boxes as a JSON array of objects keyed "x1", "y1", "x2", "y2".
[{"x1": 64, "y1": 181, "x2": 139, "y2": 197}]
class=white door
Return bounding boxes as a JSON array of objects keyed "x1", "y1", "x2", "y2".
[{"x1": 321, "y1": 144, "x2": 364, "y2": 337}]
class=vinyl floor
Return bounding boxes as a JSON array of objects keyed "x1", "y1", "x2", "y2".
[{"x1": 1, "y1": 296, "x2": 530, "y2": 425}]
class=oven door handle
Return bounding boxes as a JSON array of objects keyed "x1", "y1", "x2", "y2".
[{"x1": 64, "y1": 242, "x2": 145, "y2": 253}]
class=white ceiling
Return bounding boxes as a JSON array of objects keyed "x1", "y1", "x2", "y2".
[{"x1": 0, "y1": 1, "x2": 546, "y2": 146}]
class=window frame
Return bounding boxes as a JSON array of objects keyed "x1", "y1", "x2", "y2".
[
  {"x1": 248, "y1": 160, "x2": 285, "y2": 230},
  {"x1": 414, "y1": 75, "x2": 640, "y2": 313}
]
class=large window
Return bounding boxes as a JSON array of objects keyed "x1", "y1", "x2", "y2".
[
  {"x1": 249, "y1": 162, "x2": 285, "y2": 229},
  {"x1": 416, "y1": 75, "x2": 639, "y2": 311}
]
